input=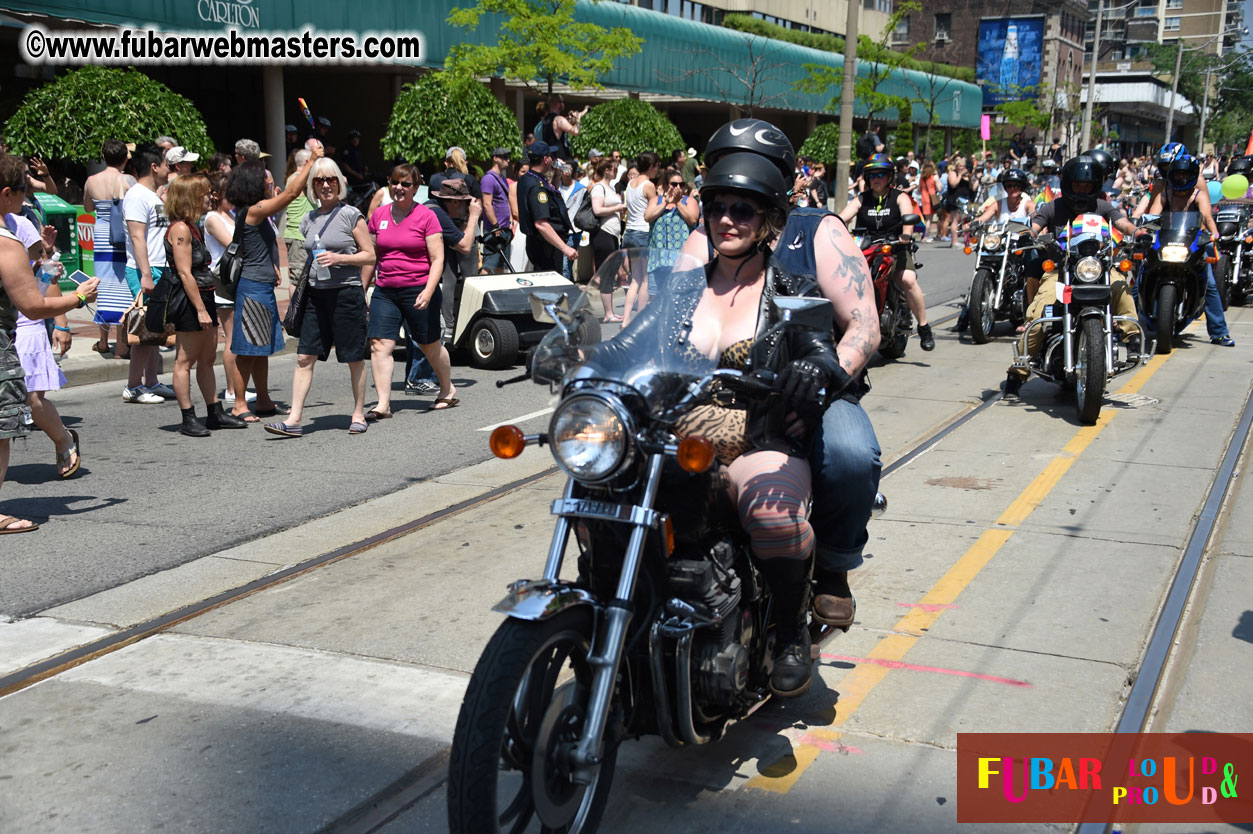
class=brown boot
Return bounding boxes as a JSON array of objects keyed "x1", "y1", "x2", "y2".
[{"x1": 813, "y1": 570, "x2": 855, "y2": 628}]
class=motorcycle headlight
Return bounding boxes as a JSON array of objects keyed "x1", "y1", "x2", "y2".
[
  {"x1": 1161, "y1": 244, "x2": 1190, "y2": 263},
  {"x1": 550, "y1": 394, "x2": 631, "y2": 482},
  {"x1": 982, "y1": 232, "x2": 1004, "y2": 251},
  {"x1": 1074, "y1": 256, "x2": 1104, "y2": 283}
]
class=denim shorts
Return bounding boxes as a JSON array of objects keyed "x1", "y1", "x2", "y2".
[
  {"x1": 368, "y1": 283, "x2": 443, "y2": 346},
  {"x1": 622, "y1": 229, "x2": 649, "y2": 249}
]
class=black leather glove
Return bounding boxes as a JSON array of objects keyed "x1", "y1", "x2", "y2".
[{"x1": 778, "y1": 358, "x2": 831, "y2": 410}]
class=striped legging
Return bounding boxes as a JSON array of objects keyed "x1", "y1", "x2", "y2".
[{"x1": 726, "y1": 450, "x2": 813, "y2": 561}]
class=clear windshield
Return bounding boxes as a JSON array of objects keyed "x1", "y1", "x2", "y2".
[
  {"x1": 531, "y1": 247, "x2": 719, "y2": 422},
  {"x1": 1162, "y1": 210, "x2": 1201, "y2": 233}
]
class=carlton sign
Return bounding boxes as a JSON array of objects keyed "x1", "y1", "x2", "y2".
[{"x1": 197, "y1": 0, "x2": 260, "y2": 29}]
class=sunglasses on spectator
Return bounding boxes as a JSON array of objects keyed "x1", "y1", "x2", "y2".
[
  {"x1": 705, "y1": 199, "x2": 762, "y2": 223},
  {"x1": 668, "y1": 180, "x2": 683, "y2": 187},
  {"x1": 390, "y1": 179, "x2": 414, "y2": 188},
  {"x1": 312, "y1": 177, "x2": 337, "y2": 185}
]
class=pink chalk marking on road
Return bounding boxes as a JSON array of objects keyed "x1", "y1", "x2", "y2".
[
  {"x1": 820, "y1": 653, "x2": 1033, "y2": 688},
  {"x1": 896, "y1": 602, "x2": 960, "y2": 612},
  {"x1": 797, "y1": 734, "x2": 864, "y2": 755}
]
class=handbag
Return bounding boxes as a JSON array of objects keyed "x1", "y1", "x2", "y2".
[
  {"x1": 574, "y1": 186, "x2": 602, "y2": 233},
  {"x1": 213, "y1": 204, "x2": 249, "y2": 302},
  {"x1": 124, "y1": 300, "x2": 175, "y2": 346},
  {"x1": 282, "y1": 203, "x2": 344, "y2": 338},
  {"x1": 108, "y1": 176, "x2": 127, "y2": 247}
]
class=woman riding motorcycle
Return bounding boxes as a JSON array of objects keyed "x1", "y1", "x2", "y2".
[
  {"x1": 956, "y1": 168, "x2": 1036, "y2": 331},
  {"x1": 579, "y1": 151, "x2": 849, "y2": 697},
  {"x1": 839, "y1": 153, "x2": 935, "y2": 351}
]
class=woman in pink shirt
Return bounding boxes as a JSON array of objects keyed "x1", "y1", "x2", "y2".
[{"x1": 365, "y1": 164, "x2": 455, "y2": 418}]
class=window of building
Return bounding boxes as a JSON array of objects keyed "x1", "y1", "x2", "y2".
[
  {"x1": 892, "y1": 15, "x2": 910, "y2": 43},
  {"x1": 1164, "y1": 16, "x2": 1181, "y2": 31},
  {"x1": 1135, "y1": 5, "x2": 1157, "y2": 17},
  {"x1": 1165, "y1": 0, "x2": 1183, "y2": 8},
  {"x1": 865, "y1": 0, "x2": 891, "y2": 11},
  {"x1": 935, "y1": 12, "x2": 951, "y2": 41}
]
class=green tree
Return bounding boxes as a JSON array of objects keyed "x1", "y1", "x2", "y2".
[
  {"x1": 798, "y1": 122, "x2": 843, "y2": 167},
  {"x1": 795, "y1": 1, "x2": 921, "y2": 128},
  {"x1": 569, "y1": 98, "x2": 683, "y2": 161},
  {"x1": 891, "y1": 121, "x2": 914, "y2": 157},
  {"x1": 447, "y1": 0, "x2": 642, "y2": 94},
  {"x1": 902, "y1": 43, "x2": 966, "y2": 161},
  {"x1": 381, "y1": 72, "x2": 522, "y2": 166},
  {"x1": 995, "y1": 98, "x2": 1051, "y2": 133},
  {"x1": 2, "y1": 66, "x2": 212, "y2": 163},
  {"x1": 658, "y1": 31, "x2": 791, "y2": 118}
]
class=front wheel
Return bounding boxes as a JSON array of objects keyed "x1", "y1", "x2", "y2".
[
  {"x1": 469, "y1": 317, "x2": 521, "y2": 369},
  {"x1": 969, "y1": 268, "x2": 997, "y2": 344},
  {"x1": 1154, "y1": 283, "x2": 1177, "y2": 355},
  {"x1": 878, "y1": 289, "x2": 910, "y2": 359},
  {"x1": 1075, "y1": 317, "x2": 1106, "y2": 425},
  {"x1": 1216, "y1": 254, "x2": 1232, "y2": 311},
  {"x1": 448, "y1": 609, "x2": 616, "y2": 834}
]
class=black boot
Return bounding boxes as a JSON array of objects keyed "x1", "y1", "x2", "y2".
[
  {"x1": 206, "y1": 401, "x2": 247, "y2": 429},
  {"x1": 757, "y1": 557, "x2": 815, "y2": 698},
  {"x1": 180, "y1": 407, "x2": 210, "y2": 437},
  {"x1": 918, "y1": 322, "x2": 935, "y2": 351},
  {"x1": 955, "y1": 307, "x2": 969, "y2": 332}
]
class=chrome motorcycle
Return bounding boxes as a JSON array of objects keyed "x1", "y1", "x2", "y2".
[
  {"x1": 1012, "y1": 215, "x2": 1147, "y2": 424},
  {"x1": 447, "y1": 250, "x2": 874, "y2": 833},
  {"x1": 1214, "y1": 202, "x2": 1253, "y2": 308},
  {"x1": 964, "y1": 219, "x2": 1031, "y2": 343}
]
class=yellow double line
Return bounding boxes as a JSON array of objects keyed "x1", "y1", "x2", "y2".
[{"x1": 745, "y1": 353, "x2": 1172, "y2": 793}]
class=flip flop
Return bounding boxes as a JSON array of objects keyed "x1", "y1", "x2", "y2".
[
  {"x1": 0, "y1": 514, "x2": 39, "y2": 534},
  {"x1": 600, "y1": 314, "x2": 623, "y2": 324},
  {"x1": 233, "y1": 411, "x2": 261, "y2": 423},
  {"x1": 57, "y1": 429, "x2": 81, "y2": 479},
  {"x1": 254, "y1": 405, "x2": 288, "y2": 418},
  {"x1": 348, "y1": 421, "x2": 368, "y2": 434},
  {"x1": 365, "y1": 409, "x2": 393, "y2": 422},
  {"x1": 91, "y1": 342, "x2": 111, "y2": 354},
  {"x1": 429, "y1": 397, "x2": 460, "y2": 411},
  {"x1": 263, "y1": 421, "x2": 303, "y2": 438}
]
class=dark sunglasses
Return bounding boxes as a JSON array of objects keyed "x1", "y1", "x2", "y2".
[
  {"x1": 390, "y1": 179, "x2": 414, "y2": 188},
  {"x1": 705, "y1": 199, "x2": 762, "y2": 223},
  {"x1": 668, "y1": 180, "x2": 683, "y2": 187},
  {"x1": 312, "y1": 177, "x2": 337, "y2": 185},
  {"x1": 866, "y1": 172, "x2": 890, "y2": 180}
]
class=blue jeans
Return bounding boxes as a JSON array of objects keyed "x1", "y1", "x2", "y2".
[
  {"x1": 1203, "y1": 264, "x2": 1229, "y2": 340},
  {"x1": 404, "y1": 325, "x2": 436, "y2": 384},
  {"x1": 562, "y1": 233, "x2": 580, "y2": 283},
  {"x1": 807, "y1": 397, "x2": 882, "y2": 573}
]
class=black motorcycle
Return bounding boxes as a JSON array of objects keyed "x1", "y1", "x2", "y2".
[
  {"x1": 1214, "y1": 202, "x2": 1253, "y2": 308},
  {"x1": 1134, "y1": 211, "x2": 1211, "y2": 354},
  {"x1": 447, "y1": 250, "x2": 878, "y2": 834},
  {"x1": 1013, "y1": 215, "x2": 1147, "y2": 424},
  {"x1": 854, "y1": 213, "x2": 921, "y2": 359},
  {"x1": 964, "y1": 219, "x2": 1031, "y2": 343}
]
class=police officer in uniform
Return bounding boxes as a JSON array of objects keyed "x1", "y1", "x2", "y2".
[{"x1": 517, "y1": 141, "x2": 576, "y2": 272}]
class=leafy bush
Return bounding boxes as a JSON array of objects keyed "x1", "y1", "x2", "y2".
[
  {"x1": 3, "y1": 66, "x2": 213, "y2": 163},
  {"x1": 798, "y1": 122, "x2": 843, "y2": 166},
  {"x1": 724, "y1": 14, "x2": 974, "y2": 83},
  {"x1": 891, "y1": 122, "x2": 914, "y2": 157},
  {"x1": 569, "y1": 99, "x2": 683, "y2": 162},
  {"x1": 381, "y1": 71, "x2": 522, "y2": 166}
]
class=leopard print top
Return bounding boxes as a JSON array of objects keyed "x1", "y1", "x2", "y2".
[{"x1": 674, "y1": 337, "x2": 754, "y2": 465}]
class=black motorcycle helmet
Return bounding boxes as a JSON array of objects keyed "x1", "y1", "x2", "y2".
[
  {"x1": 998, "y1": 168, "x2": 1031, "y2": 188},
  {"x1": 1167, "y1": 154, "x2": 1201, "y2": 192},
  {"x1": 704, "y1": 118, "x2": 796, "y2": 181},
  {"x1": 700, "y1": 152, "x2": 791, "y2": 252},
  {"x1": 1226, "y1": 155, "x2": 1253, "y2": 177},
  {"x1": 1083, "y1": 148, "x2": 1116, "y2": 183},
  {"x1": 1060, "y1": 155, "x2": 1103, "y2": 213}
]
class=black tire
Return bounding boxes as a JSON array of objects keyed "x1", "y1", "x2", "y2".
[
  {"x1": 448, "y1": 609, "x2": 616, "y2": 834},
  {"x1": 1154, "y1": 283, "x2": 1177, "y2": 355},
  {"x1": 1216, "y1": 254, "x2": 1232, "y2": 311},
  {"x1": 470, "y1": 317, "x2": 521, "y2": 369},
  {"x1": 969, "y1": 268, "x2": 997, "y2": 344},
  {"x1": 574, "y1": 315, "x2": 603, "y2": 349},
  {"x1": 878, "y1": 293, "x2": 909, "y2": 359},
  {"x1": 1075, "y1": 317, "x2": 1106, "y2": 425}
]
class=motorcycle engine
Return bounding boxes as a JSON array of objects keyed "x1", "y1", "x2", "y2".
[{"x1": 668, "y1": 542, "x2": 748, "y2": 707}]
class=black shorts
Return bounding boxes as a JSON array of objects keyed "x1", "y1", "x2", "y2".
[
  {"x1": 298, "y1": 285, "x2": 368, "y2": 363},
  {"x1": 172, "y1": 288, "x2": 218, "y2": 333},
  {"x1": 526, "y1": 237, "x2": 562, "y2": 272}
]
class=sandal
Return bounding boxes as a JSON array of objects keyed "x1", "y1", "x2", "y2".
[
  {"x1": 348, "y1": 421, "x2": 368, "y2": 434},
  {"x1": 91, "y1": 341, "x2": 111, "y2": 354},
  {"x1": 57, "y1": 429, "x2": 81, "y2": 479},
  {"x1": 254, "y1": 405, "x2": 288, "y2": 418},
  {"x1": 365, "y1": 408, "x2": 393, "y2": 422},
  {"x1": 0, "y1": 514, "x2": 39, "y2": 534},
  {"x1": 262, "y1": 421, "x2": 303, "y2": 438},
  {"x1": 600, "y1": 314, "x2": 623, "y2": 324},
  {"x1": 233, "y1": 411, "x2": 261, "y2": 423},
  {"x1": 429, "y1": 397, "x2": 460, "y2": 411}
]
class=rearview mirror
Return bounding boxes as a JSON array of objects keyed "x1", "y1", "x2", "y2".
[
  {"x1": 529, "y1": 291, "x2": 567, "y2": 324},
  {"x1": 772, "y1": 296, "x2": 833, "y2": 333}
]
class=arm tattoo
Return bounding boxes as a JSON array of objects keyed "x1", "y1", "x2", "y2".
[{"x1": 828, "y1": 222, "x2": 868, "y2": 300}]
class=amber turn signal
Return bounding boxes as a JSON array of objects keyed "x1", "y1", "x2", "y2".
[
  {"x1": 662, "y1": 515, "x2": 676, "y2": 556},
  {"x1": 490, "y1": 425, "x2": 526, "y2": 459},
  {"x1": 1118, "y1": 259, "x2": 1133, "y2": 272},
  {"x1": 1245, "y1": 236, "x2": 1253, "y2": 244},
  {"x1": 1133, "y1": 251, "x2": 1145, "y2": 260},
  {"x1": 963, "y1": 245, "x2": 973, "y2": 255},
  {"x1": 1013, "y1": 249, "x2": 1024, "y2": 256},
  {"x1": 1042, "y1": 259, "x2": 1056, "y2": 272},
  {"x1": 880, "y1": 244, "x2": 893, "y2": 254},
  {"x1": 676, "y1": 436, "x2": 714, "y2": 473},
  {"x1": 1206, "y1": 255, "x2": 1219, "y2": 264}
]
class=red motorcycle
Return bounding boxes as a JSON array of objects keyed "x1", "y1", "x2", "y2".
[{"x1": 853, "y1": 213, "x2": 921, "y2": 359}]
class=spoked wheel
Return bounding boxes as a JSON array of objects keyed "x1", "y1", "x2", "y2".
[
  {"x1": 448, "y1": 610, "x2": 616, "y2": 834},
  {"x1": 1074, "y1": 317, "x2": 1106, "y2": 425},
  {"x1": 969, "y1": 268, "x2": 997, "y2": 344}
]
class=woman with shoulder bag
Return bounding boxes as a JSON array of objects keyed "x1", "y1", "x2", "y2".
[
  {"x1": 223, "y1": 141, "x2": 323, "y2": 421},
  {"x1": 588, "y1": 157, "x2": 623, "y2": 322},
  {"x1": 264, "y1": 158, "x2": 375, "y2": 437},
  {"x1": 162, "y1": 174, "x2": 246, "y2": 436}
]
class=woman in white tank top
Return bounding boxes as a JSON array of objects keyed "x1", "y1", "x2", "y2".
[{"x1": 621, "y1": 152, "x2": 659, "y2": 326}]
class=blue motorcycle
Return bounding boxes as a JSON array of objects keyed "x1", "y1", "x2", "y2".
[{"x1": 1132, "y1": 211, "x2": 1212, "y2": 355}]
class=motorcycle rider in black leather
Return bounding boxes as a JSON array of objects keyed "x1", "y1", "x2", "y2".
[{"x1": 839, "y1": 153, "x2": 935, "y2": 351}]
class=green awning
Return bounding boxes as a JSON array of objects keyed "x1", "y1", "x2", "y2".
[{"x1": 3, "y1": 0, "x2": 981, "y2": 127}]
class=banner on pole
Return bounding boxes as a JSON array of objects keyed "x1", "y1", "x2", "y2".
[{"x1": 981, "y1": 114, "x2": 991, "y2": 141}]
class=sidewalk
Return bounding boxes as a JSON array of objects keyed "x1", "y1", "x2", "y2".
[{"x1": 54, "y1": 283, "x2": 297, "y2": 388}]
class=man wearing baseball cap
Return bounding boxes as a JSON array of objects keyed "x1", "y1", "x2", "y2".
[
  {"x1": 516, "y1": 141, "x2": 574, "y2": 271},
  {"x1": 481, "y1": 147, "x2": 514, "y2": 273}
]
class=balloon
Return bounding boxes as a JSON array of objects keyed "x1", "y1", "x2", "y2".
[
  {"x1": 1208, "y1": 180, "x2": 1224, "y2": 204},
  {"x1": 1222, "y1": 174, "x2": 1249, "y2": 200}
]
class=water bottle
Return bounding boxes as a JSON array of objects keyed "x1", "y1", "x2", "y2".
[
  {"x1": 36, "y1": 258, "x2": 62, "y2": 292},
  {"x1": 311, "y1": 234, "x2": 330, "y2": 281}
]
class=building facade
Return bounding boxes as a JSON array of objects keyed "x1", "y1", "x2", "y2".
[{"x1": 610, "y1": 0, "x2": 893, "y2": 40}]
